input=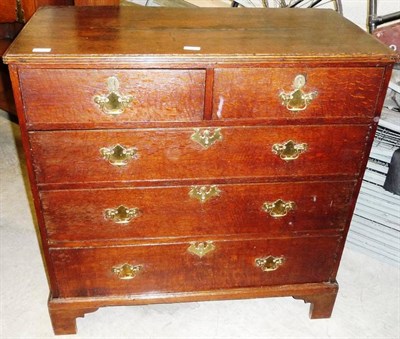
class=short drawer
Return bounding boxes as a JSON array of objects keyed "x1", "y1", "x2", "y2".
[
  {"x1": 42, "y1": 181, "x2": 355, "y2": 243},
  {"x1": 19, "y1": 69, "x2": 206, "y2": 128},
  {"x1": 212, "y1": 67, "x2": 384, "y2": 120},
  {"x1": 50, "y1": 236, "x2": 340, "y2": 297},
  {"x1": 30, "y1": 124, "x2": 370, "y2": 185}
]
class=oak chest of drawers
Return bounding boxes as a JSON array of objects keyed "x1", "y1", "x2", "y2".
[{"x1": 3, "y1": 6, "x2": 395, "y2": 335}]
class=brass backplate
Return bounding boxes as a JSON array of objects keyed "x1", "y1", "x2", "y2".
[
  {"x1": 255, "y1": 255, "x2": 285, "y2": 272},
  {"x1": 94, "y1": 76, "x2": 133, "y2": 115},
  {"x1": 272, "y1": 140, "x2": 307, "y2": 161},
  {"x1": 262, "y1": 199, "x2": 296, "y2": 218},
  {"x1": 100, "y1": 144, "x2": 138, "y2": 166},
  {"x1": 279, "y1": 74, "x2": 318, "y2": 112},
  {"x1": 104, "y1": 205, "x2": 141, "y2": 224},
  {"x1": 112, "y1": 263, "x2": 143, "y2": 280}
]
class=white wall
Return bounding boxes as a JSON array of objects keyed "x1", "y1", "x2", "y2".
[{"x1": 343, "y1": 0, "x2": 400, "y2": 30}]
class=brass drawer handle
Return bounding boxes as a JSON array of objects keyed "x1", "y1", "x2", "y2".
[
  {"x1": 272, "y1": 140, "x2": 307, "y2": 161},
  {"x1": 191, "y1": 128, "x2": 222, "y2": 149},
  {"x1": 104, "y1": 205, "x2": 141, "y2": 224},
  {"x1": 255, "y1": 256, "x2": 285, "y2": 272},
  {"x1": 189, "y1": 185, "x2": 221, "y2": 203},
  {"x1": 100, "y1": 144, "x2": 138, "y2": 166},
  {"x1": 112, "y1": 263, "x2": 143, "y2": 280},
  {"x1": 187, "y1": 241, "x2": 216, "y2": 258},
  {"x1": 94, "y1": 76, "x2": 134, "y2": 115},
  {"x1": 262, "y1": 199, "x2": 296, "y2": 218},
  {"x1": 279, "y1": 74, "x2": 317, "y2": 112}
]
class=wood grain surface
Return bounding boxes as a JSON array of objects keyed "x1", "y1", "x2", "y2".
[
  {"x1": 19, "y1": 69, "x2": 205, "y2": 127},
  {"x1": 3, "y1": 7, "x2": 395, "y2": 64},
  {"x1": 3, "y1": 6, "x2": 395, "y2": 334},
  {"x1": 41, "y1": 180, "x2": 355, "y2": 243},
  {"x1": 212, "y1": 67, "x2": 384, "y2": 120},
  {"x1": 29, "y1": 125, "x2": 370, "y2": 185},
  {"x1": 50, "y1": 236, "x2": 340, "y2": 298}
]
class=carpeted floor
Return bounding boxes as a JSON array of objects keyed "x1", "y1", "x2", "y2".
[{"x1": 0, "y1": 109, "x2": 399, "y2": 338}]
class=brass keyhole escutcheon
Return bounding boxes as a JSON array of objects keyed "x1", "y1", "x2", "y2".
[
  {"x1": 94, "y1": 76, "x2": 134, "y2": 115},
  {"x1": 187, "y1": 241, "x2": 216, "y2": 258},
  {"x1": 279, "y1": 74, "x2": 318, "y2": 112},
  {"x1": 189, "y1": 185, "x2": 221, "y2": 203},
  {"x1": 100, "y1": 144, "x2": 138, "y2": 166},
  {"x1": 255, "y1": 256, "x2": 285, "y2": 272},
  {"x1": 112, "y1": 263, "x2": 143, "y2": 280},
  {"x1": 262, "y1": 199, "x2": 296, "y2": 218},
  {"x1": 191, "y1": 128, "x2": 222, "y2": 149},
  {"x1": 272, "y1": 140, "x2": 307, "y2": 161},
  {"x1": 104, "y1": 205, "x2": 141, "y2": 224}
]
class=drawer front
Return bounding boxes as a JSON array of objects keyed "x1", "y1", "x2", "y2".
[
  {"x1": 50, "y1": 236, "x2": 340, "y2": 297},
  {"x1": 42, "y1": 181, "x2": 355, "y2": 243},
  {"x1": 212, "y1": 67, "x2": 383, "y2": 120},
  {"x1": 19, "y1": 69, "x2": 206, "y2": 128},
  {"x1": 30, "y1": 125, "x2": 369, "y2": 185}
]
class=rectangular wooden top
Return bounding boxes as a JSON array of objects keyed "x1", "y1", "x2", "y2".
[{"x1": 3, "y1": 6, "x2": 395, "y2": 64}]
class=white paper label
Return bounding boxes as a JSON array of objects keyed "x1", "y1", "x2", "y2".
[
  {"x1": 183, "y1": 46, "x2": 201, "y2": 51},
  {"x1": 32, "y1": 48, "x2": 52, "y2": 53}
]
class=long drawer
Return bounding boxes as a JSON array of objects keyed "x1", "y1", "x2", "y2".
[
  {"x1": 41, "y1": 181, "x2": 355, "y2": 243},
  {"x1": 19, "y1": 69, "x2": 206, "y2": 128},
  {"x1": 50, "y1": 236, "x2": 340, "y2": 298},
  {"x1": 30, "y1": 125, "x2": 370, "y2": 185},
  {"x1": 212, "y1": 67, "x2": 384, "y2": 120}
]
